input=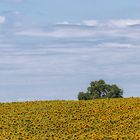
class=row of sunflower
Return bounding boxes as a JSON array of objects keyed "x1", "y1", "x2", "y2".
[{"x1": 0, "y1": 98, "x2": 139, "y2": 139}]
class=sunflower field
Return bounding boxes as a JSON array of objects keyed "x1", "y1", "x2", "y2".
[{"x1": 0, "y1": 98, "x2": 139, "y2": 140}]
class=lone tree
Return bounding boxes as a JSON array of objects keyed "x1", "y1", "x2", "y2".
[{"x1": 78, "y1": 80, "x2": 123, "y2": 100}]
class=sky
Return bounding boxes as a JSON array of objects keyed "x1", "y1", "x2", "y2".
[{"x1": 0, "y1": 0, "x2": 140, "y2": 102}]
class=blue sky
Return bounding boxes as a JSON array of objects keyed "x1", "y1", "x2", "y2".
[{"x1": 0, "y1": 0, "x2": 140, "y2": 102}]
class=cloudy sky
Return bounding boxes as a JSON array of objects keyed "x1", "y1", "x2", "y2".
[{"x1": 0, "y1": 0, "x2": 140, "y2": 102}]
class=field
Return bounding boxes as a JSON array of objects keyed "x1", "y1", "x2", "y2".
[{"x1": 0, "y1": 98, "x2": 140, "y2": 140}]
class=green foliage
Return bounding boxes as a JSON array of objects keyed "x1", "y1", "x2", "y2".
[
  {"x1": 78, "y1": 92, "x2": 92, "y2": 100},
  {"x1": 78, "y1": 80, "x2": 123, "y2": 100}
]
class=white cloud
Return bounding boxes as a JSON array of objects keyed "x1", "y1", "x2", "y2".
[
  {"x1": 0, "y1": 16, "x2": 5, "y2": 24},
  {"x1": 15, "y1": 23, "x2": 115, "y2": 38},
  {"x1": 14, "y1": 19, "x2": 140, "y2": 46},
  {"x1": 56, "y1": 21, "x2": 70, "y2": 25},
  {"x1": 108, "y1": 19, "x2": 140, "y2": 27},
  {"x1": 16, "y1": 30, "x2": 49, "y2": 37},
  {"x1": 16, "y1": 28, "x2": 93, "y2": 37},
  {"x1": 82, "y1": 20, "x2": 98, "y2": 26},
  {"x1": 13, "y1": 19, "x2": 140, "y2": 39},
  {"x1": 59, "y1": 19, "x2": 140, "y2": 27},
  {"x1": 2, "y1": 19, "x2": 140, "y2": 100},
  {"x1": 98, "y1": 43, "x2": 133, "y2": 48}
]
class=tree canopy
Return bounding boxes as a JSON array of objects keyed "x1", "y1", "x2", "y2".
[{"x1": 78, "y1": 80, "x2": 123, "y2": 100}]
